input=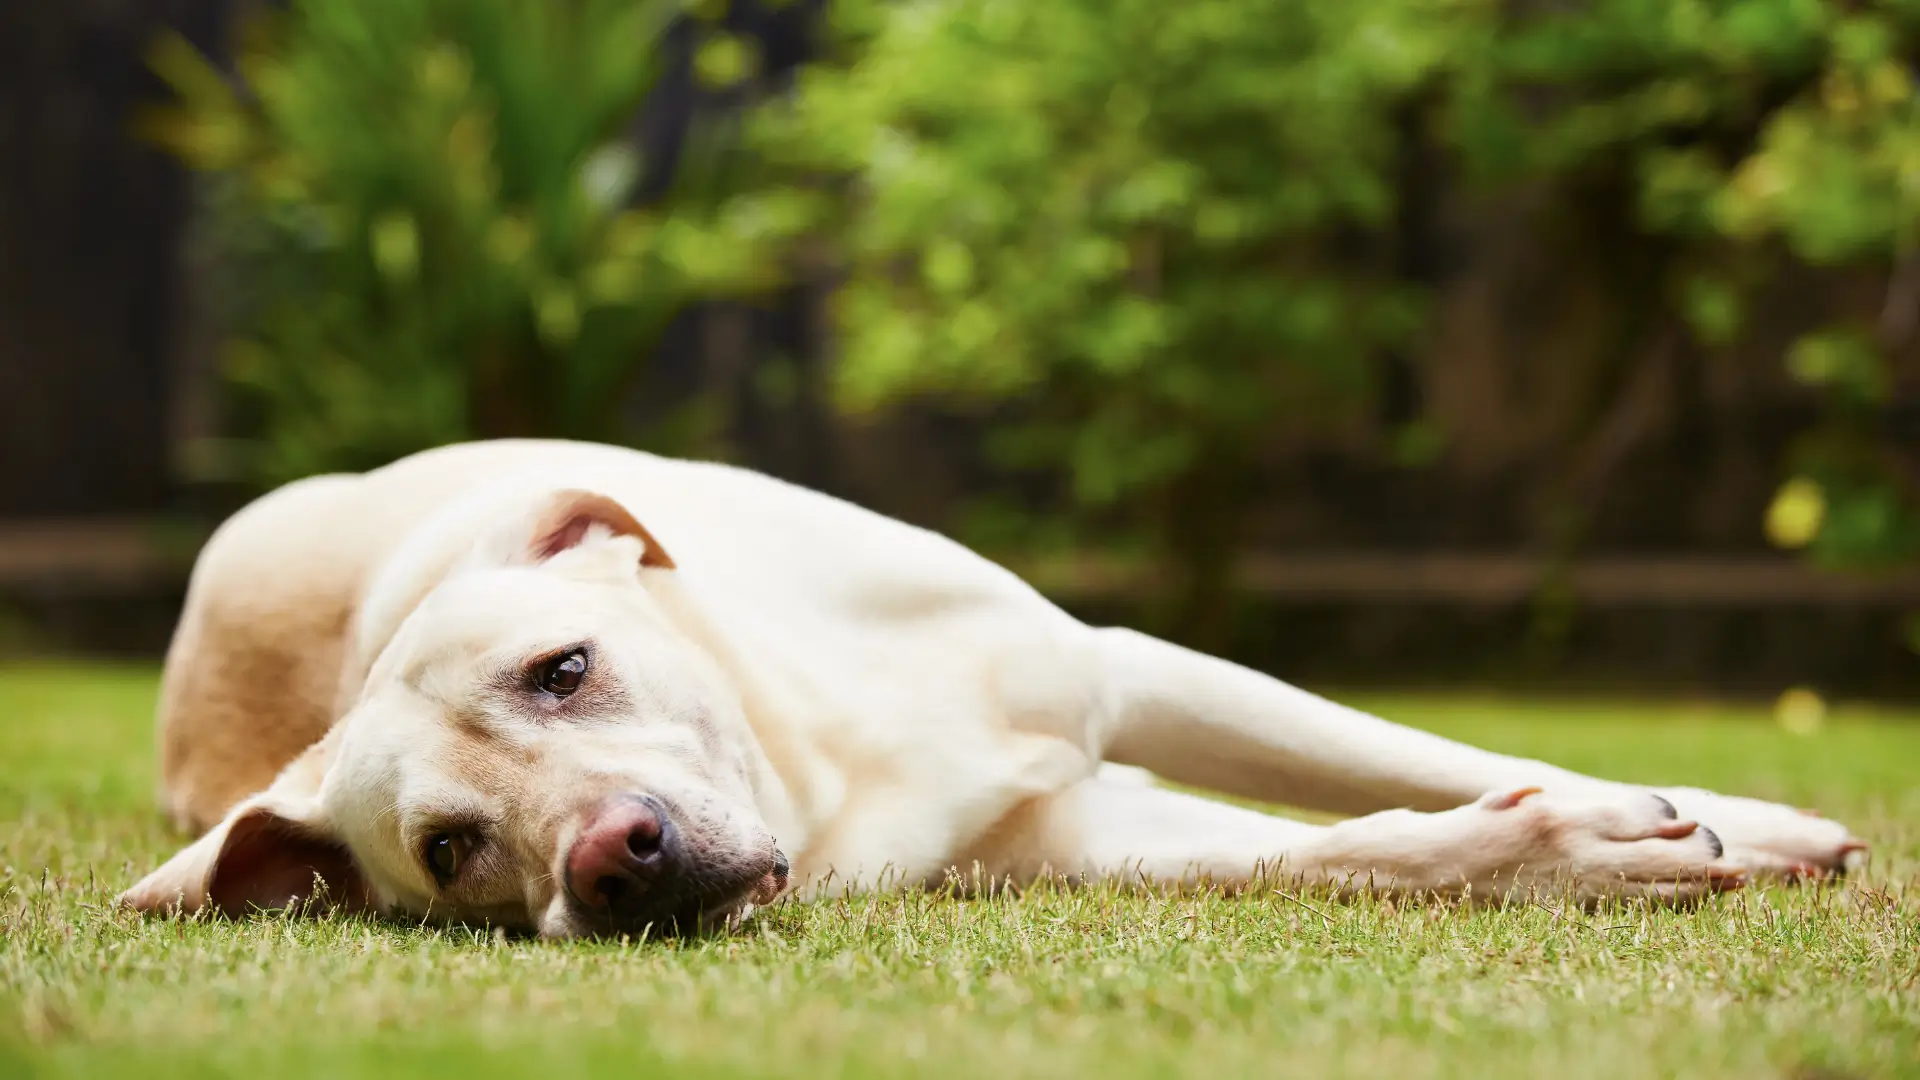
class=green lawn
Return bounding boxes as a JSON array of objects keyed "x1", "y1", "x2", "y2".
[{"x1": 3, "y1": 664, "x2": 1917, "y2": 1079}]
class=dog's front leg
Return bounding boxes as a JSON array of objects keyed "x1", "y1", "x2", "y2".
[
  {"x1": 980, "y1": 776, "x2": 1742, "y2": 906},
  {"x1": 1084, "y1": 627, "x2": 1866, "y2": 879}
]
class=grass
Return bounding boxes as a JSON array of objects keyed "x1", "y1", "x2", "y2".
[{"x1": 2, "y1": 664, "x2": 1917, "y2": 1079}]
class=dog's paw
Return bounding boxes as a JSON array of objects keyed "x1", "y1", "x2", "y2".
[
  {"x1": 1651, "y1": 787, "x2": 1867, "y2": 882},
  {"x1": 1471, "y1": 787, "x2": 1746, "y2": 904}
]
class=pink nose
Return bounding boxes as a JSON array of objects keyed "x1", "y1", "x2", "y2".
[{"x1": 565, "y1": 794, "x2": 675, "y2": 912}]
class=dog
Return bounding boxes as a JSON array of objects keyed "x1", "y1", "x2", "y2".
[{"x1": 120, "y1": 440, "x2": 1867, "y2": 936}]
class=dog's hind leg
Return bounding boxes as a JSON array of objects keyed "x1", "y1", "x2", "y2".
[{"x1": 1088, "y1": 627, "x2": 1594, "y2": 815}]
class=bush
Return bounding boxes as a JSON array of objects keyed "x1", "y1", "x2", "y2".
[
  {"x1": 1460, "y1": 0, "x2": 1920, "y2": 574},
  {"x1": 145, "y1": 0, "x2": 805, "y2": 482},
  {"x1": 759, "y1": 0, "x2": 1920, "y2": 636},
  {"x1": 755, "y1": 0, "x2": 1461, "y2": 633},
  {"x1": 152, "y1": 0, "x2": 1920, "y2": 647}
]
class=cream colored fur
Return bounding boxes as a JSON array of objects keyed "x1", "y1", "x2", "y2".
[{"x1": 122, "y1": 440, "x2": 1867, "y2": 935}]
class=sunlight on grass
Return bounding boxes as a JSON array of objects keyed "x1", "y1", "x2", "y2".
[{"x1": 2, "y1": 665, "x2": 1916, "y2": 1079}]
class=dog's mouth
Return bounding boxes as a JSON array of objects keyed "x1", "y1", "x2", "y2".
[
  {"x1": 674, "y1": 858, "x2": 790, "y2": 936},
  {"x1": 709, "y1": 844, "x2": 791, "y2": 928},
  {"x1": 580, "y1": 844, "x2": 790, "y2": 939}
]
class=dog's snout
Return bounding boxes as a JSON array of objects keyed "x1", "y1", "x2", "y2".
[{"x1": 566, "y1": 794, "x2": 679, "y2": 912}]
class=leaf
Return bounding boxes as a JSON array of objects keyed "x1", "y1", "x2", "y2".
[
  {"x1": 369, "y1": 212, "x2": 420, "y2": 284},
  {"x1": 1766, "y1": 478, "x2": 1826, "y2": 550}
]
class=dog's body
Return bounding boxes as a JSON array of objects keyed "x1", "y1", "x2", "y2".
[{"x1": 125, "y1": 440, "x2": 1864, "y2": 935}]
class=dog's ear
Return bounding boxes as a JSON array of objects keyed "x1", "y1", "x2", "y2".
[
  {"x1": 120, "y1": 733, "x2": 368, "y2": 918},
  {"x1": 346, "y1": 485, "x2": 678, "y2": 702},
  {"x1": 483, "y1": 488, "x2": 675, "y2": 572}
]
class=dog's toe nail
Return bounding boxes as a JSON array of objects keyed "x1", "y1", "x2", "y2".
[
  {"x1": 1650, "y1": 795, "x2": 1678, "y2": 820},
  {"x1": 1482, "y1": 786, "x2": 1543, "y2": 811},
  {"x1": 1698, "y1": 826, "x2": 1724, "y2": 859}
]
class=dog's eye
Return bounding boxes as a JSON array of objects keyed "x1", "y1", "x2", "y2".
[
  {"x1": 534, "y1": 650, "x2": 588, "y2": 697},
  {"x1": 424, "y1": 831, "x2": 476, "y2": 885}
]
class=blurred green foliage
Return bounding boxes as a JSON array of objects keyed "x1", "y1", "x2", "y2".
[
  {"x1": 144, "y1": 0, "x2": 806, "y2": 481},
  {"x1": 758, "y1": 0, "x2": 1920, "y2": 621},
  {"x1": 1467, "y1": 0, "x2": 1920, "y2": 573},
  {"x1": 757, "y1": 0, "x2": 1445, "y2": 626},
  {"x1": 150, "y1": 0, "x2": 1920, "y2": 634}
]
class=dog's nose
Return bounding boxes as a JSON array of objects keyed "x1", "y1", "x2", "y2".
[{"x1": 565, "y1": 794, "x2": 678, "y2": 912}]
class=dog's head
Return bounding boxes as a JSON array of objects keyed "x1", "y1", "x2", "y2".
[{"x1": 121, "y1": 486, "x2": 787, "y2": 938}]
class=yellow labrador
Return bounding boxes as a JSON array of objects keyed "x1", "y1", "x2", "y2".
[{"x1": 121, "y1": 440, "x2": 1867, "y2": 936}]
